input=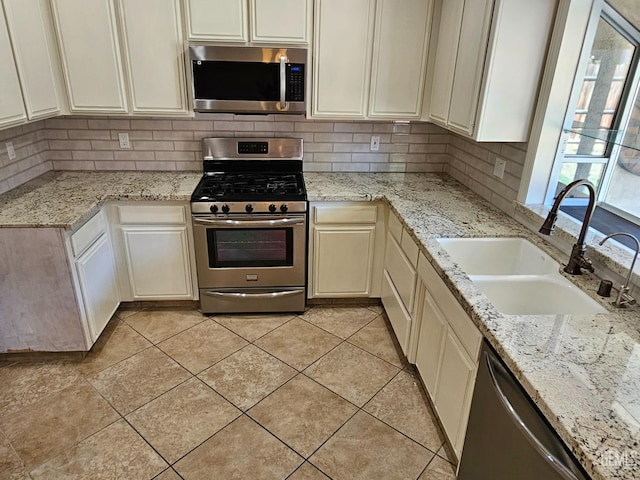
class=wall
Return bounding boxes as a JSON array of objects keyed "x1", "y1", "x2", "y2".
[
  {"x1": 0, "y1": 121, "x2": 51, "y2": 195},
  {"x1": 0, "y1": 115, "x2": 526, "y2": 215}
]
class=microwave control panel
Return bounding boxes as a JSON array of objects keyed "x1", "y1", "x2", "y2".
[{"x1": 287, "y1": 64, "x2": 305, "y2": 102}]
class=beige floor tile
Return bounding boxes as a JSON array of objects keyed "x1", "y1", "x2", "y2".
[
  {"x1": 299, "y1": 306, "x2": 378, "y2": 339},
  {"x1": 126, "y1": 377, "x2": 240, "y2": 463},
  {"x1": 368, "y1": 305, "x2": 385, "y2": 314},
  {"x1": 199, "y1": 345, "x2": 296, "y2": 411},
  {"x1": 0, "y1": 361, "x2": 82, "y2": 416},
  {"x1": 437, "y1": 444, "x2": 456, "y2": 464},
  {"x1": 0, "y1": 381, "x2": 119, "y2": 470},
  {"x1": 305, "y1": 343, "x2": 400, "y2": 407},
  {"x1": 0, "y1": 431, "x2": 29, "y2": 480},
  {"x1": 310, "y1": 411, "x2": 433, "y2": 480},
  {"x1": 364, "y1": 370, "x2": 444, "y2": 452},
  {"x1": 154, "y1": 468, "x2": 182, "y2": 480},
  {"x1": 254, "y1": 318, "x2": 341, "y2": 370},
  {"x1": 124, "y1": 309, "x2": 204, "y2": 343},
  {"x1": 418, "y1": 455, "x2": 457, "y2": 480},
  {"x1": 288, "y1": 462, "x2": 330, "y2": 480},
  {"x1": 214, "y1": 314, "x2": 295, "y2": 342},
  {"x1": 158, "y1": 320, "x2": 248, "y2": 374},
  {"x1": 248, "y1": 375, "x2": 357, "y2": 458},
  {"x1": 174, "y1": 416, "x2": 302, "y2": 480},
  {"x1": 76, "y1": 320, "x2": 152, "y2": 376},
  {"x1": 347, "y1": 315, "x2": 406, "y2": 367},
  {"x1": 30, "y1": 420, "x2": 167, "y2": 480},
  {"x1": 87, "y1": 347, "x2": 190, "y2": 415}
]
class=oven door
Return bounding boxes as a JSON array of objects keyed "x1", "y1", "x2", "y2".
[{"x1": 192, "y1": 214, "x2": 307, "y2": 289}]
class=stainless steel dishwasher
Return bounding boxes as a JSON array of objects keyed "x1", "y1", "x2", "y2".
[{"x1": 457, "y1": 340, "x2": 590, "y2": 480}]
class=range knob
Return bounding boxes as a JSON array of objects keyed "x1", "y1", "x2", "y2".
[
  {"x1": 280, "y1": 204, "x2": 288, "y2": 213},
  {"x1": 245, "y1": 204, "x2": 254, "y2": 213},
  {"x1": 222, "y1": 204, "x2": 230, "y2": 213},
  {"x1": 210, "y1": 204, "x2": 218, "y2": 213},
  {"x1": 268, "y1": 204, "x2": 277, "y2": 213}
]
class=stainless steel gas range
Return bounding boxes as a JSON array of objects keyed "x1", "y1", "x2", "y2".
[{"x1": 191, "y1": 137, "x2": 307, "y2": 314}]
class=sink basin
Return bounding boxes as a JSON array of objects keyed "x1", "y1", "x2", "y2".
[
  {"x1": 437, "y1": 237, "x2": 606, "y2": 316},
  {"x1": 437, "y1": 237, "x2": 559, "y2": 275},
  {"x1": 469, "y1": 275, "x2": 607, "y2": 315}
]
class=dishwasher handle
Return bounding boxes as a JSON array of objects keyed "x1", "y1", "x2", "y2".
[{"x1": 485, "y1": 351, "x2": 583, "y2": 480}]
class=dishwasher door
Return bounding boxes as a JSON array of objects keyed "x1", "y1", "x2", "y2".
[{"x1": 458, "y1": 341, "x2": 590, "y2": 480}]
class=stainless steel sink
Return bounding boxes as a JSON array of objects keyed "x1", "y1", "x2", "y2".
[{"x1": 437, "y1": 237, "x2": 606, "y2": 316}]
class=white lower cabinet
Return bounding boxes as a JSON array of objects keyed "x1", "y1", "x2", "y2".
[
  {"x1": 69, "y1": 208, "x2": 120, "y2": 347},
  {"x1": 381, "y1": 269, "x2": 412, "y2": 353},
  {"x1": 111, "y1": 203, "x2": 197, "y2": 301},
  {"x1": 414, "y1": 251, "x2": 481, "y2": 459},
  {"x1": 308, "y1": 202, "x2": 385, "y2": 298},
  {"x1": 121, "y1": 227, "x2": 192, "y2": 299},
  {"x1": 74, "y1": 232, "x2": 120, "y2": 343}
]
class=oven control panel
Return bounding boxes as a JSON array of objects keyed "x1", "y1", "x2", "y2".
[{"x1": 191, "y1": 201, "x2": 307, "y2": 214}]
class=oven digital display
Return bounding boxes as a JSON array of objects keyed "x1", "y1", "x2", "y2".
[{"x1": 207, "y1": 228, "x2": 293, "y2": 268}]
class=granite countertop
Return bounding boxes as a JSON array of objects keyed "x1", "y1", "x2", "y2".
[{"x1": 2, "y1": 171, "x2": 639, "y2": 479}]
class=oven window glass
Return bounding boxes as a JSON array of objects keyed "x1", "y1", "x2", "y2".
[{"x1": 207, "y1": 228, "x2": 293, "y2": 268}]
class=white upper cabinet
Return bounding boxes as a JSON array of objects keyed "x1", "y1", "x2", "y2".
[
  {"x1": 51, "y1": 0, "x2": 187, "y2": 115},
  {"x1": 2, "y1": 0, "x2": 63, "y2": 121},
  {"x1": 51, "y1": 0, "x2": 128, "y2": 113},
  {"x1": 313, "y1": 0, "x2": 375, "y2": 118},
  {"x1": 184, "y1": 0, "x2": 310, "y2": 44},
  {"x1": 313, "y1": 0, "x2": 432, "y2": 119},
  {"x1": 425, "y1": 0, "x2": 556, "y2": 142},
  {"x1": 184, "y1": 0, "x2": 247, "y2": 42},
  {"x1": 0, "y1": 7, "x2": 26, "y2": 128},
  {"x1": 250, "y1": 0, "x2": 311, "y2": 44},
  {"x1": 117, "y1": 0, "x2": 187, "y2": 114},
  {"x1": 369, "y1": 0, "x2": 431, "y2": 118}
]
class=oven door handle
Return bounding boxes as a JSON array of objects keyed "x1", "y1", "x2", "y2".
[
  {"x1": 202, "y1": 289, "x2": 304, "y2": 299},
  {"x1": 193, "y1": 217, "x2": 305, "y2": 227}
]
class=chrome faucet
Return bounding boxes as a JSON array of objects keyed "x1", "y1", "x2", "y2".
[
  {"x1": 599, "y1": 232, "x2": 639, "y2": 308},
  {"x1": 539, "y1": 179, "x2": 597, "y2": 275}
]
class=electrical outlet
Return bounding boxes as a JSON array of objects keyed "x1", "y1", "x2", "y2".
[
  {"x1": 370, "y1": 135, "x2": 380, "y2": 151},
  {"x1": 118, "y1": 133, "x2": 131, "y2": 149},
  {"x1": 5, "y1": 142, "x2": 16, "y2": 160},
  {"x1": 493, "y1": 158, "x2": 506, "y2": 179}
]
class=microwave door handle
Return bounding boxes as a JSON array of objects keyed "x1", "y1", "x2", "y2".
[{"x1": 280, "y1": 55, "x2": 288, "y2": 111}]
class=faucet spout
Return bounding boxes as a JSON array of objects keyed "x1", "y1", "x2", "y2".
[
  {"x1": 538, "y1": 179, "x2": 597, "y2": 275},
  {"x1": 599, "y1": 232, "x2": 639, "y2": 307}
]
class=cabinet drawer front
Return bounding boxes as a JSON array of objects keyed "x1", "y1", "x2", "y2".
[
  {"x1": 387, "y1": 211, "x2": 402, "y2": 242},
  {"x1": 117, "y1": 205, "x2": 186, "y2": 225},
  {"x1": 313, "y1": 204, "x2": 378, "y2": 224},
  {"x1": 418, "y1": 253, "x2": 481, "y2": 361},
  {"x1": 400, "y1": 230, "x2": 419, "y2": 268},
  {"x1": 71, "y1": 209, "x2": 107, "y2": 257},
  {"x1": 415, "y1": 289, "x2": 447, "y2": 398},
  {"x1": 381, "y1": 270, "x2": 411, "y2": 354},
  {"x1": 384, "y1": 234, "x2": 417, "y2": 311}
]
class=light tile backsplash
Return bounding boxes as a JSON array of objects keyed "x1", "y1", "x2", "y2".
[{"x1": 0, "y1": 114, "x2": 526, "y2": 214}]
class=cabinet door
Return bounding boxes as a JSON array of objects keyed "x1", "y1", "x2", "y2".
[
  {"x1": 51, "y1": 0, "x2": 127, "y2": 113},
  {"x1": 313, "y1": 0, "x2": 375, "y2": 117},
  {"x1": 122, "y1": 226, "x2": 193, "y2": 299},
  {"x1": 434, "y1": 329, "x2": 477, "y2": 457},
  {"x1": 369, "y1": 0, "x2": 432, "y2": 118},
  {"x1": 427, "y1": 0, "x2": 463, "y2": 126},
  {"x1": 414, "y1": 289, "x2": 447, "y2": 398},
  {"x1": 312, "y1": 226, "x2": 375, "y2": 297},
  {"x1": 118, "y1": 0, "x2": 187, "y2": 114},
  {"x1": 0, "y1": 8, "x2": 26, "y2": 128},
  {"x1": 2, "y1": 0, "x2": 61, "y2": 120},
  {"x1": 250, "y1": 0, "x2": 310, "y2": 44},
  {"x1": 184, "y1": 0, "x2": 247, "y2": 42},
  {"x1": 75, "y1": 233, "x2": 120, "y2": 344},
  {"x1": 447, "y1": 0, "x2": 493, "y2": 136}
]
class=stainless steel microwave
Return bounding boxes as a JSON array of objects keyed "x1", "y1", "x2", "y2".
[{"x1": 188, "y1": 45, "x2": 307, "y2": 115}]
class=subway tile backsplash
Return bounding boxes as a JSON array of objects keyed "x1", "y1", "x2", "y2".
[{"x1": 0, "y1": 114, "x2": 527, "y2": 215}]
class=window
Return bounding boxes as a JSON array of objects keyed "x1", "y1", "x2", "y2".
[{"x1": 547, "y1": 4, "x2": 640, "y2": 230}]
